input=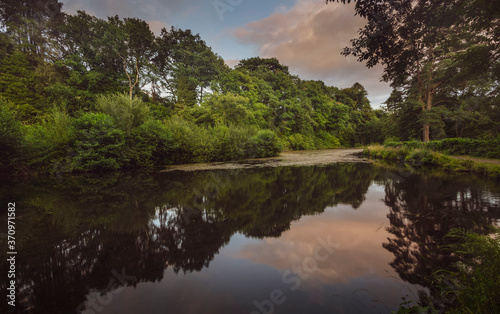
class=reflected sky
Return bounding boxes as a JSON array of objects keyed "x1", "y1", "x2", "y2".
[
  {"x1": 1, "y1": 164, "x2": 499, "y2": 314},
  {"x1": 93, "y1": 183, "x2": 420, "y2": 314}
]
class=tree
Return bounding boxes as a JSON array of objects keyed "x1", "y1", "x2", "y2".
[
  {"x1": 113, "y1": 17, "x2": 156, "y2": 100},
  {"x1": 0, "y1": 0, "x2": 63, "y2": 58},
  {"x1": 328, "y1": 0, "x2": 500, "y2": 142},
  {"x1": 236, "y1": 57, "x2": 290, "y2": 75},
  {"x1": 154, "y1": 27, "x2": 226, "y2": 106}
]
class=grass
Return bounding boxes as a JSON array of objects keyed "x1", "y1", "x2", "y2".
[
  {"x1": 438, "y1": 228, "x2": 500, "y2": 314},
  {"x1": 364, "y1": 144, "x2": 500, "y2": 179},
  {"x1": 393, "y1": 228, "x2": 500, "y2": 314}
]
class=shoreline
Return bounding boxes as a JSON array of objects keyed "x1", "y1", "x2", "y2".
[{"x1": 161, "y1": 148, "x2": 366, "y2": 172}]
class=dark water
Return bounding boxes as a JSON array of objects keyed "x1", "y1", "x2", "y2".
[{"x1": 1, "y1": 163, "x2": 499, "y2": 314}]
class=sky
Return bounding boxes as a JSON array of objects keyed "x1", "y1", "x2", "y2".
[{"x1": 59, "y1": 0, "x2": 392, "y2": 108}]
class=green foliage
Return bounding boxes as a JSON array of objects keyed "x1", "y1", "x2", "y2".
[
  {"x1": 128, "y1": 120, "x2": 178, "y2": 167},
  {"x1": 96, "y1": 93, "x2": 150, "y2": 133},
  {"x1": 365, "y1": 145, "x2": 500, "y2": 178},
  {"x1": 25, "y1": 108, "x2": 72, "y2": 168},
  {"x1": 209, "y1": 124, "x2": 257, "y2": 161},
  {"x1": 249, "y1": 129, "x2": 283, "y2": 158},
  {"x1": 202, "y1": 92, "x2": 254, "y2": 126},
  {"x1": 0, "y1": 103, "x2": 25, "y2": 169},
  {"x1": 164, "y1": 117, "x2": 282, "y2": 163},
  {"x1": 427, "y1": 138, "x2": 500, "y2": 159},
  {"x1": 384, "y1": 138, "x2": 500, "y2": 159},
  {"x1": 287, "y1": 133, "x2": 315, "y2": 150},
  {"x1": 70, "y1": 112, "x2": 126, "y2": 171},
  {"x1": 0, "y1": 8, "x2": 400, "y2": 173},
  {"x1": 0, "y1": 51, "x2": 40, "y2": 122},
  {"x1": 164, "y1": 116, "x2": 214, "y2": 163},
  {"x1": 435, "y1": 229, "x2": 500, "y2": 314},
  {"x1": 313, "y1": 131, "x2": 341, "y2": 149}
]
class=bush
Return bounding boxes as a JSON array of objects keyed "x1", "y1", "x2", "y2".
[
  {"x1": 128, "y1": 120, "x2": 178, "y2": 167},
  {"x1": 96, "y1": 93, "x2": 150, "y2": 133},
  {"x1": 249, "y1": 129, "x2": 282, "y2": 158},
  {"x1": 164, "y1": 116, "x2": 214, "y2": 163},
  {"x1": 288, "y1": 133, "x2": 315, "y2": 150},
  {"x1": 69, "y1": 112, "x2": 126, "y2": 171},
  {"x1": 25, "y1": 108, "x2": 72, "y2": 168},
  {"x1": 314, "y1": 131, "x2": 341, "y2": 149},
  {"x1": 0, "y1": 104, "x2": 25, "y2": 169},
  {"x1": 210, "y1": 124, "x2": 256, "y2": 161}
]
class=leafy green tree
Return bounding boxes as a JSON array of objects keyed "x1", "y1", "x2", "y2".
[
  {"x1": 202, "y1": 92, "x2": 254, "y2": 126},
  {"x1": 107, "y1": 16, "x2": 156, "y2": 99},
  {"x1": 0, "y1": 0, "x2": 63, "y2": 58},
  {"x1": 96, "y1": 93, "x2": 150, "y2": 134},
  {"x1": 57, "y1": 11, "x2": 127, "y2": 94},
  {"x1": 154, "y1": 27, "x2": 226, "y2": 106},
  {"x1": 70, "y1": 112, "x2": 126, "y2": 171},
  {"x1": 0, "y1": 51, "x2": 40, "y2": 121},
  {"x1": 329, "y1": 0, "x2": 500, "y2": 142},
  {"x1": 0, "y1": 102, "x2": 25, "y2": 170},
  {"x1": 236, "y1": 57, "x2": 290, "y2": 75}
]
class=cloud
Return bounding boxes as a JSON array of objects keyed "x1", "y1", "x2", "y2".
[
  {"x1": 62, "y1": 0, "x2": 199, "y2": 21},
  {"x1": 224, "y1": 59, "x2": 240, "y2": 68},
  {"x1": 237, "y1": 204, "x2": 394, "y2": 284},
  {"x1": 147, "y1": 19, "x2": 170, "y2": 35},
  {"x1": 233, "y1": 0, "x2": 391, "y2": 107}
]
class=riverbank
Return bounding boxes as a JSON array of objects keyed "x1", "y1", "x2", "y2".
[
  {"x1": 162, "y1": 148, "x2": 366, "y2": 172},
  {"x1": 364, "y1": 144, "x2": 500, "y2": 179}
]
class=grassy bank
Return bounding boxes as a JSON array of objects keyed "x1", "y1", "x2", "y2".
[
  {"x1": 364, "y1": 144, "x2": 500, "y2": 178},
  {"x1": 384, "y1": 138, "x2": 500, "y2": 159}
]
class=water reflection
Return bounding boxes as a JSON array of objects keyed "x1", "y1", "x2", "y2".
[
  {"x1": 0, "y1": 164, "x2": 498, "y2": 313},
  {"x1": 378, "y1": 169, "x2": 500, "y2": 308}
]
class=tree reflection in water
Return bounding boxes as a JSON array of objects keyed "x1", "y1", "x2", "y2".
[
  {"x1": 0, "y1": 164, "x2": 377, "y2": 313},
  {"x1": 1, "y1": 164, "x2": 499, "y2": 313},
  {"x1": 380, "y1": 169, "x2": 500, "y2": 308}
]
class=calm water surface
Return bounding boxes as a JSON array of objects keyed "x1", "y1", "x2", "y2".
[{"x1": 1, "y1": 163, "x2": 499, "y2": 314}]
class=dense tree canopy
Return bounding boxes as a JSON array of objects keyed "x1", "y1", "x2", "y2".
[
  {"x1": 0, "y1": 4, "x2": 389, "y2": 174},
  {"x1": 2, "y1": 1, "x2": 498, "y2": 173},
  {"x1": 328, "y1": 0, "x2": 500, "y2": 141}
]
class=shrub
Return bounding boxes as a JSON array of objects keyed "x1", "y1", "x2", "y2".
[
  {"x1": 128, "y1": 120, "x2": 178, "y2": 167},
  {"x1": 25, "y1": 108, "x2": 72, "y2": 168},
  {"x1": 405, "y1": 149, "x2": 436, "y2": 166},
  {"x1": 69, "y1": 112, "x2": 126, "y2": 171},
  {"x1": 314, "y1": 131, "x2": 341, "y2": 149},
  {"x1": 210, "y1": 124, "x2": 256, "y2": 161},
  {"x1": 0, "y1": 104, "x2": 25, "y2": 169},
  {"x1": 164, "y1": 116, "x2": 214, "y2": 163},
  {"x1": 249, "y1": 129, "x2": 282, "y2": 158},
  {"x1": 384, "y1": 138, "x2": 500, "y2": 159},
  {"x1": 288, "y1": 133, "x2": 314, "y2": 150},
  {"x1": 96, "y1": 93, "x2": 150, "y2": 133}
]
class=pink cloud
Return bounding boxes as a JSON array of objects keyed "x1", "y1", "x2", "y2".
[
  {"x1": 147, "y1": 19, "x2": 169, "y2": 35},
  {"x1": 224, "y1": 59, "x2": 239, "y2": 68},
  {"x1": 232, "y1": 0, "x2": 392, "y2": 107}
]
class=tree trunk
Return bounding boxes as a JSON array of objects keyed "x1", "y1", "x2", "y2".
[{"x1": 422, "y1": 88, "x2": 433, "y2": 143}]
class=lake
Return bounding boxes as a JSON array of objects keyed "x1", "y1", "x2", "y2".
[{"x1": 1, "y1": 162, "x2": 499, "y2": 314}]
